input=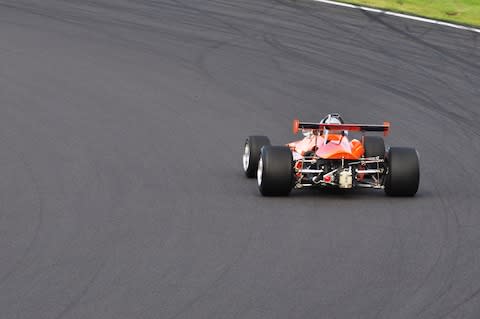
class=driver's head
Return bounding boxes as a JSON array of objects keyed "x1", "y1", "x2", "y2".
[
  {"x1": 320, "y1": 113, "x2": 346, "y2": 135},
  {"x1": 320, "y1": 113, "x2": 344, "y2": 125}
]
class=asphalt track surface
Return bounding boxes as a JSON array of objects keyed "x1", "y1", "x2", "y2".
[{"x1": 0, "y1": 1, "x2": 479, "y2": 318}]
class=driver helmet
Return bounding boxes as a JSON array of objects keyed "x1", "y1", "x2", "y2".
[{"x1": 320, "y1": 113, "x2": 347, "y2": 135}]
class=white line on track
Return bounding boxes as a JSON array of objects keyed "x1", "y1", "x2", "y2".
[{"x1": 311, "y1": 0, "x2": 480, "y2": 33}]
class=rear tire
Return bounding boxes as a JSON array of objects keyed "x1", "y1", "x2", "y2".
[
  {"x1": 243, "y1": 136, "x2": 270, "y2": 178},
  {"x1": 363, "y1": 136, "x2": 385, "y2": 159},
  {"x1": 384, "y1": 147, "x2": 419, "y2": 196},
  {"x1": 257, "y1": 146, "x2": 293, "y2": 196}
]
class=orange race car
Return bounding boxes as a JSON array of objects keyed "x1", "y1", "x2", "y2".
[{"x1": 242, "y1": 113, "x2": 419, "y2": 196}]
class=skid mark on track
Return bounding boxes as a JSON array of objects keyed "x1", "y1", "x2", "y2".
[
  {"x1": 166, "y1": 232, "x2": 253, "y2": 319},
  {"x1": 53, "y1": 259, "x2": 106, "y2": 319},
  {"x1": 414, "y1": 184, "x2": 460, "y2": 317},
  {"x1": 0, "y1": 138, "x2": 44, "y2": 287},
  {"x1": 362, "y1": 11, "x2": 480, "y2": 74}
]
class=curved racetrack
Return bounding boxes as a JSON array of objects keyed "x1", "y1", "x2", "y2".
[{"x1": 1, "y1": 1, "x2": 480, "y2": 318}]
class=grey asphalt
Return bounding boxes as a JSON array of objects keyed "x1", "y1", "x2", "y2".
[{"x1": 0, "y1": 1, "x2": 479, "y2": 318}]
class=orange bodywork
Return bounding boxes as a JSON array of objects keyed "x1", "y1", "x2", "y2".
[{"x1": 288, "y1": 134, "x2": 365, "y2": 160}]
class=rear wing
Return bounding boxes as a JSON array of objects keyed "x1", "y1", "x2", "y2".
[{"x1": 293, "y1": 119, "x2": 390, "y2": 136}]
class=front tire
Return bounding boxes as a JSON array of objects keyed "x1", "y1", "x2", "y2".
[
  {"x1": 384, "y1": 147, "x2": 420, "y2": 196},
  {"x1": 257, "y1": 146, "x2": 293, "y2": 196},
  {"x1": 243, "y1": 136, "x2": 270, "y2": 178}
]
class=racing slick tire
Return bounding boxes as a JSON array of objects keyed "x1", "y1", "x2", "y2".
[
  {"x1": 363, "y1": 136, "x2": 385, "y2": 159},
  {"x1": 243, "y1": 136, "x2": 271, "y2": 178},
  {"x1": 257, "y1": 146, "x2": 294, "y2": 196},
  {"x1": 384, "y1": 147, "x2": 420, "y2": 196}
]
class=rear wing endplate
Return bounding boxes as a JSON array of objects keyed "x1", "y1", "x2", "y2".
[{"x1": 293, "y1": 119, "x2": 390, "y2": 136}]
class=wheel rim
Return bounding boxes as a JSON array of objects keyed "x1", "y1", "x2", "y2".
[
  {"x1": 242, "y1": 143, "x2": 250, "y2": 172},
  {"x1": 257, "y1": 157, "x2": 263, "y2": 187}
]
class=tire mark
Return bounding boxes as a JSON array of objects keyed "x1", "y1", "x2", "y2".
[
  {"x1": 0, "y1": 136, "x2": 44, "y2": 287},
  {"x1": 53, "y1": 258, "x2": 106, "y2": 319},
  {"x1": 166, "y1": 232, "x2": 253, "y2": 319}
]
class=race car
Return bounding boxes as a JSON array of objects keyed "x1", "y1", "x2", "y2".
[{"x1": 242, "y1": 113, "x2": 419, "y2": 196}]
